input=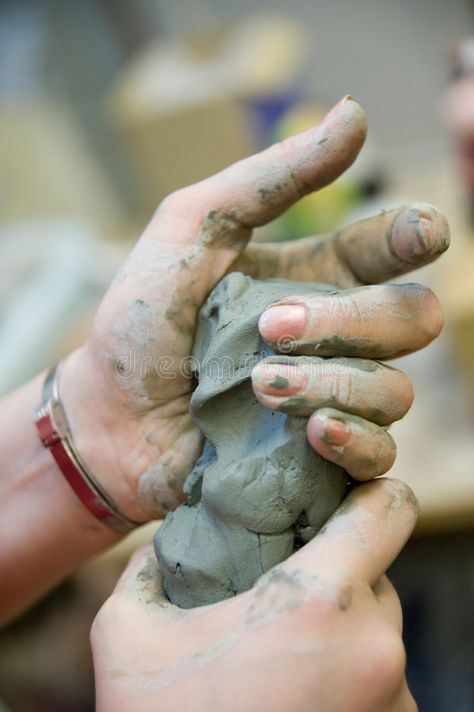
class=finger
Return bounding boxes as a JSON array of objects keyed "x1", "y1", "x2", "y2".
[
  {"x1": 306, "y1": 407, "x2": 397, "y2": 478},
  {"x1": 373, "y1": 575, "x2": 403, "y2": 633},
  {"x1": 165, "y1": 96, "x2": 367, "y2": 242},
  {"x1": 280, "y1": 478, "x2": 419, "y2": 586},
  {"x1": 258, "y1": 283, "x2": 443, "y2": 359},
  {"x1": 334, "y1": 202, "x2": 451, "y2": 285},
  {"x1": 232, "y1": 203, "x2": 450, "y2": 288},
  {"x1": 251, "y1": 356, "x2": 413, "y2": 426}
]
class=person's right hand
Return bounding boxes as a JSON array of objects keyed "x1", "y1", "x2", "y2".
[
  {"x1": 59, "y1": 97, "x2": 449, "y2": 524},
  {"x1": 92, "y1": 477, "x2": 419, "y2": 712}
]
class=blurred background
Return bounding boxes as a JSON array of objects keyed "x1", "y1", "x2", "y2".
[{"x1": 0, "y1": 0, "x2": 473, "y2": 710}]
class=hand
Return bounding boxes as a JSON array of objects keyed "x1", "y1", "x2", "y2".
[
  {"x1": 60, "y1": 96, "x2": 449, "y2": 522},
  {"x1": 91, "y1": 477, "x2": 418, "y2": 712}
]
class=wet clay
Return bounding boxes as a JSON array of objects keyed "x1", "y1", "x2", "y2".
[{"x1": 154, "y1": 272, "x2": 349, "y2": 608}]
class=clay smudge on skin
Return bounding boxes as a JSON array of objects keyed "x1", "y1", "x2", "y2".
[
  {"x1": 337, "y1": 584, "x2": 354, "y2": 612},
  {"x1": 198, "y1": 208, "x2": 250, "y2": 251},
  {"x1": 127, "y1": 556, "x2": 171, "y2": 607},
  {"x1": 269, "y1": 375, "x2": 290, "y2": 390},
  {"x1": 164, "y1": 296, "x2": 199, "y2": 338},
  {"x1": 137, "y1": 562, "x2": 154, "y2": 584},
  {"x1": 347, "y1": 358, "x2": 379, "y2": 373},
  {"x1": 279, "y1": 395, "x2": 313, "y2": 414},
  {"x1": 246, "y1": 568, "x2": 314, "y2": 625},
  {"x1": 256, "y1": 179, "x2": 296, "y2": 210},
  {"x1": 179, "y1": 256, "x2": 192, "y2": 269},
  {"x1": 308, "y1": 335, "x2": 382, "y2": 358},
  {"x1": 383, "y1": 480, "x2": 419, "y2": 515}
]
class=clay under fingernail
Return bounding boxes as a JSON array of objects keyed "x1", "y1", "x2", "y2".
[
  {"x1": 314, "y1": 416, "x2": 351, "y2": 446},
  {"x1": 258, "y1": 305, "x2": 306, "y2": 343}
]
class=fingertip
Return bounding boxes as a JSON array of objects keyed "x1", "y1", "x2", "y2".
[
  {"x1": 378, "y1": 478, "x2": 420, "y2": 529},
  {"x1": 402, "y1": 284, "x2": 444, "y2": 346},
  {"x1": 398, "y1": 369, "x2": 415, "y2": 415},
  {"x1": 288, "y1": 476, "x2": 420, "y2": 585},
  {"x1": 423, "y1": 286, "x2": 445, "y2": 340},
  {"x1": 309, "y1": 96, "x2": 367, "y2": 186},
  {"x1": 341, "y1": 97, "x2": 368, "y2": 139},
  {"x1": 307, "y1": 409, "x2": 398, "y2": 480},
  {"x1": 391, "y1": 203, "x2": 451, "y2": 266}
]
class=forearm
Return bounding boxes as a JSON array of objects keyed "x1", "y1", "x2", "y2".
[{"x1": 0, "y1": 372, "x2": 122, "y2": 625}]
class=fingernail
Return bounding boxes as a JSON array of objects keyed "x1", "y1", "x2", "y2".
[
  {"x1": 340, "y1": 94, "x2": 354, "y2": 107},
  {"x1": 259, "y1": 305, "x2": 306, "y2": 343},
  {"x1": 252, "y1": 363, "x2": 307, "y2": 395},
  {"x1": 313, "y1": 415, "x2": 351, "y2": 446},
  {"x1": 321, "y1": 95, "x2": 355, "y2": 125}
]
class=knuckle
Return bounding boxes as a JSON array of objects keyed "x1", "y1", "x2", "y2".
[
  {"x1": 290, "y1": 571, "x2": 358, "y2": 623},
  {"x1": 158, "y1": 185, "x2": 195, "y2": 216},
  {"x1": 318, "y1": 571, "x2": 358, "y2": 617},
  {"x1": 90, "y1": 594, "x2": 119, "y2": 647},
  {"x1": 157, "y1": 189, "x2": 182, "y2": 212},
  {"x1": 365, "y1": 625, "x2": 407, "y2": 694}
]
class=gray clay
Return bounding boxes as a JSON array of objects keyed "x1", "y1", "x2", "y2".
[{"x1": 154, "y1": 272, "x2": 349, "y2": 608}]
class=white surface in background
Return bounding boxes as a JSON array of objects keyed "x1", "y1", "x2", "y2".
[{"x1": 0, "y1": 220, "x2": 125, "y2": 396}]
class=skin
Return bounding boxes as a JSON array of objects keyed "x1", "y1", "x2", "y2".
[
  {"x1": 92, "y1": 478, "x2": 419, "y2": 712},
  {"x1": 0, "y1": 96, "x2": 448, "y2": 707},
  {"x1": 0, "y1": 96, "x2": 448, "y2": 652},
  {"x1": 57, "y1": 96, "x2": 449, "y2": 525}
]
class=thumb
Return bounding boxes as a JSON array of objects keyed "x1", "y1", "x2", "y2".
[
  {"x1": 279, "y1": 478, "x2": 419, "y2": 588},
  {"x1": 148, "y1": 95, "x2": 367, "y2": 255}
]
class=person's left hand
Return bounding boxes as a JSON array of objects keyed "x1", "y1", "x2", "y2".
[{"x1": 91, "y1": 477, "x2": 419, "y2": 712}]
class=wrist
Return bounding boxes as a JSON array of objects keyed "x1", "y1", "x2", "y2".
[
  {"x1": 59, "y1": 347, "x2": 149, "y2": 523},
  {"x1": 0, "y1": 373, "x2": 122, "y2": 622}
]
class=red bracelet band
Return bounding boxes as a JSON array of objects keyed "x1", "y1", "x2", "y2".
[{"x1": 33, "y1": 364, "x2": 139, "y2": 533}]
